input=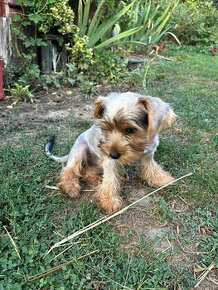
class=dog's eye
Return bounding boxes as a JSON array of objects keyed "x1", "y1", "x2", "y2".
[
  {"x1": 125, "y1": 128, "x2": 137, "y2": 134},
  {"x1": 98, "y1": 106, "x2": 105, "y2": 117}
]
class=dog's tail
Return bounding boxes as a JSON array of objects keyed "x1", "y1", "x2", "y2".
[{"x1": 45, "y1": 136, "x2": 69, "y2": 163}]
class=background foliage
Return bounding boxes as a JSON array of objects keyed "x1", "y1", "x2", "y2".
[
  {"x1": 169, "y1": 0, "x2": 218, "y2": 45},
  {"x1": 4, "y1": 0, "x2": 218, "y2": 99}
]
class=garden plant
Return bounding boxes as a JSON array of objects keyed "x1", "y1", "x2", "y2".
[{"x1": 1, "y1": 0, "x2": 217, "y2": 288}]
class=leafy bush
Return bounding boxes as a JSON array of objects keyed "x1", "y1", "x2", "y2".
[
  {"x1": 6, "y1": 0, "x2": 137, "y2": 96},
  {"x1": 122, "y1": 0, "x2": 180, "y2": 51},
  {"x1": 76, "y1": 0, "x2": 143, "y2": 49},
  {"x1": 213, "y1": 0, "x2": 218, "y2": 9},
  {"x1": 6, "y1": 83, "x2": 36, "y2": 106},
  {"x1": 168, "y1": 0, "x2": 218, "y2": 45},
  {"x1": 65, "y1": 39, "x2": 128, "y2": 95}
]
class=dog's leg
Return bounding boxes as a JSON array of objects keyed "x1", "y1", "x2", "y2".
[
  {"x1": 94, "y1": 158, "x2": 122, "y2": 213},
  {"x1": 83, "y1": 167, "x2": 100, "y2": 187},
  {"x1": 141, "y1": 153, "x2": 174, "y2": 187},
  {"x1": 58, "y1": 158, "x2": 83, "y2": 198}
]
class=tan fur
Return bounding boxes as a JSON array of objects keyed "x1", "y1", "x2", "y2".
[
  {"x1": 50, "y1": 92, "x2": 177, "y2": 213},
  {"x1": 99, "y1": 118, "x2": 147, "y2": 164},
  {"x1": 58, "y1": 166, "x2": 81, "y2": 198},
  {"x1": 100, "y1": 130, "x2": 143, "y2": 164},
  {"x1": 141, "y1": 154, "x2": 174, "y2": 187},
  {"x1": 93, "y1": 98, "x2": 105, "y2": 119},
  {"x1": 161, "y1": 110, "x2": 178, "y2": 130},
  {"x1": 93, "y1": 158, "x2": 122, "y2": 213},
  {"x1": 138, "y1": 97, "x2": 178, "y2": 142},
  {"x1": 83, "y1": 167, "x2": 100, "y2": 187}
]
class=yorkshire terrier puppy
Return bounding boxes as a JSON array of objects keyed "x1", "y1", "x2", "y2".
[{"x1": 45, "y1": 92, "x2": 177, "y2": 213}]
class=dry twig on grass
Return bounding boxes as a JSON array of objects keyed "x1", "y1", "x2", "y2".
[
  {"x1": 45, "y1": 173, "x2": 192, "y2": 257},
  {"x1": 194, "y1": 265, "x2": 216, "y2": 273},
  {"x1": 3, "y1": 226, "x2": 21, "y2": 259},
  {"x1": 45, "y1": 185, "x2": 59, "y2": 190},
  {"x1": 45, "y1": 185, "x2": 94, "y2": 192},
  {"x1": 207, "y1": 277, "x2": 218, "y2": 286},
  {"x1": 28, "y1": 249, "x2": 99, "y2": 281},
  {"x1": 194, "y1": 260, "x2": 216, "y2": 288}
]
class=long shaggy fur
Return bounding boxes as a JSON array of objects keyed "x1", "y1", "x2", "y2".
[{"x1": 46, "y1": 92, "x2": 177, "y2": 213}]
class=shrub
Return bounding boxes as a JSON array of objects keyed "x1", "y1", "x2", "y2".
[
  {"x1": 6, "y1": 83, "x2": 36, "y2": 106},
  {"x1": 65, "y1": 35, "x2": 128, "y2": 95},
  {"x1": 122, "y1": 0, "x2": 180, "y2": 51},
  {"x1": 168, "y1": 0, "x2": 218, "y2": 45}
]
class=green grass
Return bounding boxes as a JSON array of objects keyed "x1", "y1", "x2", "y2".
[{"x1": 0, "y1": 48, "x2": 217, "y2": 289}]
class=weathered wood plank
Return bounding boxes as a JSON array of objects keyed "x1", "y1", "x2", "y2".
[{"x1": 0, "y1": 17, "x2": 12, "y2": 65}]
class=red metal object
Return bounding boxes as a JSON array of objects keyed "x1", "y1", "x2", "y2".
[
  {"x1": 0, "y1": 0, "x2": 21, "y2": 17},
  {"x1": 0, "y1": 59, "x2": 3, "y2": 100}
]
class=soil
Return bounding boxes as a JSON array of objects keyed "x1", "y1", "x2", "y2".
[{"x1": 0, "y1": 87, "x2": 216, "y2": 289}]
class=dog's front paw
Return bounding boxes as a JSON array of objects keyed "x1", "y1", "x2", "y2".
[
  {"x1": 142, "y1": 162, "x2": 174, "y2": 188},
  {"x1": 94, "y1": 187, "x2": 122, "y2": 213},
  {"x1": 58, "y1": 181, "x2": 81, "y2": 198},
  {"x1": 58, "y1": 168, "x2": 81, "y2": 198},
  {"x1": 147, "y1": 172, "x2": 174, "y2": 188}
]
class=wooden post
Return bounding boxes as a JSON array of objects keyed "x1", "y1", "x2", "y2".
[
  {"x1": 0, "y1": 59, "x2": 3, "y2": 100},
  {"x1": 0, "y1": 17, "x2": 12, "y2": 66}
]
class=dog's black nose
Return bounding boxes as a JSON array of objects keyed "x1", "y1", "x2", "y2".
[{"x1": 109, "y1": 151, "x2": 121, "y2": 159}]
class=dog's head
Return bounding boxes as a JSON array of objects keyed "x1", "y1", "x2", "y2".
[{"x1": 94, "y1": 92, "x2": 177, "y2": 164}]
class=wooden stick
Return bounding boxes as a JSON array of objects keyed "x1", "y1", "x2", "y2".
[
  {"x1": 28, "y1": 249, "x2": 99, "y2": 281},
  {"x1": 156, "y1": 54, "x2": 178, "y2": 62},
  {"x1": 45, "y1": 185, "x2": 94, "y2": 192},
  {"x1": 162, "y1": 235, "x2": 172, "y2": 253},
  {"x1": 45, "y1": 185, "x2": 59, "y2": 190},
  {"x1": 45, "y1": 173, "x2": 192, "y2": 257},
  {"x1": 194, "y1": 265, "x2": 216, "y2": 273},
  {"x1": 3, "y1": 226, "x2": 21, "y2": 259},
  {"x1": 207, "y1": 277, "x2": 218, "y2": 286},
  {"x1": 194, "y1": 260, "x2": 216, "y2": 288}
]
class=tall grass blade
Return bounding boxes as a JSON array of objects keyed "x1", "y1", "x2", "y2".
[
  {"x1": 150, "y1": 28, "x2": 170, "y2": 46},
  {"x1": 78, "y1": 0, "x2": 83, "y2": 32},
  {"x1": 88, "y1": 0, "x2": 136, "y2": 48},
  {"x1": 87, "y1": 0, "x2": 105, "y2": 37},
  {"x1": 150, "y1": 2, "x2": 171, "y2": 32},
  {"x1": 80, "y1": 0, "x2": 91, "y2": 36},
  {"x1": 167, "y1": 31, "x2": 181, "y2": 45},
  {"x1": 95, "y1": 25, "x2": 144, "y2": 50},
  {"x1": 149, "y1": 0, "x2": 179, "y2": 43},
  {"x1": 143, "y1": 0, "x2": 151, "y2": 24}
]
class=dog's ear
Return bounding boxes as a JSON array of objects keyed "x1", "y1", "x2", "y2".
[
  {"x1": 138, "y1": 96, "x2": 178, "y2": 142},
  {"x1": 93, "y1": 97, "x2": 106, "y2": 119}
]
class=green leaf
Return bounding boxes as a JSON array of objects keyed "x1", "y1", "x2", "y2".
[
  {"x1": 21, "y1": 19, "x2": 32, "y2": 26},
  {"x1": 95, "y1": 25, "x2": 144, "y2": 50},
  {"x1": 28, "y1": 13, "x2": 42, "y2": 24},
  {"x1": 88, "y1": 0, "x2": 136, "y2": 48},
  {"x1": 12, "y1": 27, "x2": 20, "y2": 36},
  {"x1": 87, "y1": 0, "x2": 105, "y2": 37},
  {"x1": 80, "y1": 0, "x2": 91, "y2": 36},
  {"x1": 12, "y1": 14, "x2": 21, "y2": 22},
  {"x1": 78, "y1": 0, "x2": 83, "y2": 31},
  {"x1": 23, "y1": 0, "x2": 34, "y2": 7},
  {"x1": 35, "y1": 38, "x2": 47, "y2": 47}
]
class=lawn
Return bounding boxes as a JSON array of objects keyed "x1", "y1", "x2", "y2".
[{"x1": 0, "y1": 48, "x2": 217, "y2": 289}]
